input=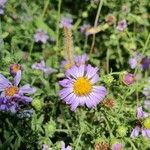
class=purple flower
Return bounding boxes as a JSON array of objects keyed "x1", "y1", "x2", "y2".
[
  {"x1": 129, "y1": 53, "x2": 150, "y2": 70},
  {"x1": 60, "y1": 17, "x2": 73, "y2": 29},
  {"x1": 59, "y1": 65, "x2": 107, "y2": 111},
  {"x1": 128, "y1": 53, "x2": 142, "y2": 69},
  {"x1": 112, "y1": 143, "x2": 123, "y2": 150},
  {"x1": 61, "y1": 54, "x2": 89, "y2": 70},
  {"x1": 9, "y1": 64, "x2": 22, "y2": 77},
  {"x1": 0, "y1": 73, "x2": 36, "y2": 113},
  {"x1": 34, "y1": 29, "x2": 49, "y2": 43},
  {"x1": 122, "y1": 73, "x2": 135, "y2": 86},
  {"x1": 61, "y1": 141, "x2": 72, "y2": 150},
  {"x1": 130, "y1": 107, "x2": 150, "y2": 139},
  {"x1": 0, "y1": 0, "x2": 7, "y2": 15},
  {"x1": 80, "y1": 24, "x2": 91, "y2": 36},
  {"x1": 74, "y1": 54, "x2": 89, "y2": 67},
  {"x1": 141, "y1": 57, "x2": 150, "y2": 70},
  {"x1": 32, "y1": 60, "x2": 56, "y2": 75},
  {"x1": 116, "y1": 20, "x2": 127, "y2": 32}
]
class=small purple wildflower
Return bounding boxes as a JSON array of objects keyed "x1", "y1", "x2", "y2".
[
  {"x1": 130, "y1": 107, "x2": 150, "y2": 139},
  {"x1": 129, "y1": 57, "x2": 137, "y2": 69},
  {"x1": 0, "y1": 73, "x2": 36, "y2": 113},
  {"x1": 129, "y1": 53, "x2": 150, "y2": 70},
  {"x1": 61, "y1": 141, "x2": 72, "y2": 150},
  {"x1": 59, "y1": 65, "x2": 107, "y2": 111},
  {"x1": 0, "y1": 0, "x2": 7, "y2": 15},
  {"x1": 9, "y1": 64, "x2": 22, "y2": 77},
  {"x1": 34, "y1": 29, "x2": 49, "y2": 44},
  {"x1": 141, "y1": 57, "x2": 150, "y2": 70},
  {"x1": 61, "y1": 54, "x2": 89, "y2": 70},
  {"x1": 116, "y1": 20, "x2": 127, "y2": 32},
  {"x1": 80, "y1": 23, "x2": 91, "y2": 36},
  {"x1": 60, "y1": 17, "x2": 73, "y2": 29},
  {"x1": 105, "y1": 14, "x2": 116, "y2": 25},
  {"x1": 32, "y1": 60, "x2": 56, "y2": 75},
  {"x1": 74, "y1": 54, "x2": 89, "y2": 67},
  {"x1": 122, "y1": 73, "x2": 135, "y2": 86},
  {"x1": 112, "y1": 143, "x2": 124, "y2": 150}
]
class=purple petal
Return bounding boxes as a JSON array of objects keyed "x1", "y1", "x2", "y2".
[
  {"x1": 19, "y1": 84, "x2": 36, "y2": 95},
  {"x1": 90, "y1": 74, "x2": 99, "y2": 84},
  {"x1": 85, "y1": 96, "x2": 94, "y2": 108},
  {"x1": 142, "y1": 129, "x2": 150, "y2": 139},
  {"x1": 0, "y1": 74, "x2": 11, "y2": 90},
  {"x1": 130, "y1": 126, "x2": 140, "y2": 138},
  {"x1": 14, "y1": 70, "x2": 21, "y2": 86},
  {"x1": 86, "y1": 65, "x2": 98, "y2": 79},
  {"x1": 59, "y1": 79, "x2": 73, "y2": 88},
  {"x1": 59, "y1": 88, "x2": 73, "y2": 99},
  {"x1": 70, "y1": 99, "x2": 79, "y2": 111},
  {"x1": 66, "y1": 66, "x2": 80, "y2": 79},
  {"x1": 63, "y1": 93, "x2": 75, "y2": 104},
  {"x1": 137, "y1": 106, "x2": 148, "y2": 119}
]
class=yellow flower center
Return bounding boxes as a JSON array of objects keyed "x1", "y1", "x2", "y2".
[
  {"x1": 143, "y1": 118, "x2": 150, "y2": 129},
  {"x1": 5, "y1": 86, "x2": 19, "y2": 97},
  {"x1": 73, "y1": 77, "x2": 92, "y2": 96},
  {"x1": 12, "y1": 64, "x2": 21, "y2": 73}
]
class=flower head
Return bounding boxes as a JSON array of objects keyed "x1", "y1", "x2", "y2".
[
  {"x1": 9, "y1": 64, "x2": 22, "y2": 77},
  {"x1": 130, "y1": 107, "x2": 150, "y2": 139},
  {"x1": 59, "y1": 65, "x2": 106, "y2": 111},
  {"x1": 61, "y1": 54, "x2": 89, "y2": 70},
  {"x1": 94, "y1": 141, "x2": 109, "y2": 150},
  {"x1": 0, "y1": 0, "x2": 7, "y2": 15},
  {"x1": 61, "y1": 141, "x2": 72, "y2": 150},
  {"x1": 105, "y1": 14, "x2": 116, "y2": 25},
  {"x1": 116, "y1": 20, "x2": 127, "y2": 32},
  {"x1": 60, "y1": 17, "x2": 73, "y2": 29},
  {"x1": 141, "y1": 57, "x2": 150, "y2": 70},
  {"x1": 80, "y1": 23, "x2": 91, "y2": 36},
  {"x1": 0, "y1": 73, "x2": 36, "y2": 113},
  {"x1": 34, "y1": 29, "x2": 49, "y2": 43},
  {"x1": 112, "y1": 143, "x2": 123, "y2": 150},
  {"x1": 122, "y1": 73, "x2": 135, "y2": 86},
  {"x1": 32, "y1": 60, "x2": 56, "y2": 75},
  {"x1": 103, "y1": 98, "x2": 115, "y2": 108}
]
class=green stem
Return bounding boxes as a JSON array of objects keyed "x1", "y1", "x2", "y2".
[
  {"x1": 126, "y1": 138, "x2": 138, "y2": 150},
  {"x1": 90, "y1": 0, "x2": 104, "y2": 54},
  {"x1": 102, "y1": 115, "x2": 114, "y2": 138},
  {"x1": 56, "y1": 0, "x2": 62, "y2": 49},
  {"x1": 75, "y1": 132, "x2": 83, "y2": 150},
  {"x1": 106, "y1": 49, "x2": 109, "y2": 74},
  {"x1": 29, "y1": 40, "x2": 34, "y2": 58},
  {"x1": 41, "y1": 0, "x2": 49, "y2": 19},
  {"x1": 84, "y1": 35, "x2": 88, "y2": 51}
]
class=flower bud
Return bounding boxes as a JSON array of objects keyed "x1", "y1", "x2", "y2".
[
  {"x1": 94, "y1": 138, "x2": 109, "y2": 150},
  {"x1": 32, "y1": 99, "x2": 43, "y2": 110},
  {"x1": 122, "y1": 73, "x2": 135, "y2": 86},
  {"x1": 82, "y1": 11, "x2": 88, "y2": 18},
  {"x1": 116, "y1": 126, "x2": 128, "y2": 137}
]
